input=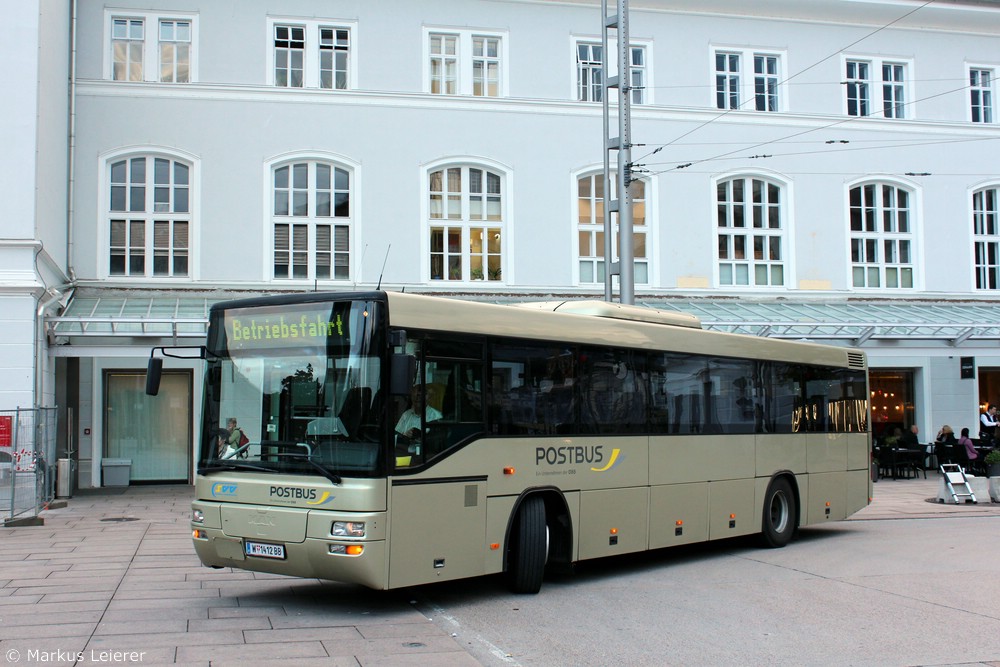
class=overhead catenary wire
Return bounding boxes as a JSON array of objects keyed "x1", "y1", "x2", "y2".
[
  {"x1": 631, "y1": 0, "x2": 939, "y2": 165},
  {"x1": 636, "y1": 81, "x2": 989, "y2": 177}
]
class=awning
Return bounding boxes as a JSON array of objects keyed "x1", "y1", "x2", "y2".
[
  {"x1": 48, "y1": 294, "x2": 213, "y2": 339},
  {"x1": 642, "y1": 299, "x2": 1000, "y2": 345},
  {"x1": 45, "y1": 290, "x2": 1000, "y2": 347}
]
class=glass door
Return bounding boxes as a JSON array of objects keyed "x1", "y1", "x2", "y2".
[{"x1": 105, "y1": 370, "x2": 191, "y2": 482}]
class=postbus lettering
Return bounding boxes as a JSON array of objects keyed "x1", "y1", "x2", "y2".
[
  {"x1": 535, "y1": 445, "x2": 604, "y2": 466},
  {"x1": 269, "y1": 486, "x2": 318, "y2": 500}
]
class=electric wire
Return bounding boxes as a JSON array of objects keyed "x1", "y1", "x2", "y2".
[{"x1": 631, "y1": 0, "x2": 938, "y2": 165}]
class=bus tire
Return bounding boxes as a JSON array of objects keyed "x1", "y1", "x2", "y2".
[
  {"x1": 507, "y1": 496, "x2": 547, "y2": 594},
  {"x1": 760, "y1": 477, "x2": 796, "y2": 548}
]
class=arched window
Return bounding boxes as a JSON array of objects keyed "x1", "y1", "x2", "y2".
[
  {"x1": 974, "y1": 186, "x2": 1000, "y2": 290},
  {"x1": 271, "y1": 160, "x2": 352, "y2": 281},
  {"x1": 576, "y1": 173, "x2": 647, "y2": 285},
  {"x1": 849, "y1": 182, "x2": 914, "y2": 289},
  {"x1": 715, "y1": 176, "x2": 784, "y2": 287},
  {"x1": 427, "y1": 164, "x2": 504, "y2": 282},
  {"x1": 107, "y1": 154, "x2": 191, "y2": 277}
]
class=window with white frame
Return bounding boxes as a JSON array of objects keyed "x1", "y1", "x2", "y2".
[
  {"x1": 576, "y1": 41, "x2": 647, "y2": 104},
  {"x1": 426, "y1": 30, "x2": 505, "y2": 97},
  {"x1": 108, "y1": 155, "x2": 191, "y2": 277},
  {"x1": 882, "y1": 63, "x2": 906, "y2": 119},
  {"x1": 716, "y1": 176, "x2": 785, "y2": 287},
  {"x1": 849, "y1": 182, "x2": 914, "y2": 289},
  {"x1": 845, "y1": 60, "x2": 870, "y2": 117},
  {"x1": 974, "y1": 186, "x2": 1000, "y2": 289},
  {"x1": 713, "y1": 49, "x2": 783, "y2": 111},
  {"x1": 577, "y1": 42, "x2": 604, "y2": 102},
  {"x1": 970, "y1": 68, "x2": 995, "y2": 123},
  {"x1": 108, "y1": 12, "x2": 195, "y2": 83},
  {"x1": 268, "y1": 18, "x2": 355, "y2": 89},
  {"x1": 842, "y1": 56, "x2": 909, "y2": 119},
  {"x1": 271, "y1": 161, "x2": 352, "y2": 281},
  {"x1": 427, "y1": 165, "x2": 504, "y2": 281},
  {"x1": 577, "y1": 173, "x2": 648, "y2": 284}
]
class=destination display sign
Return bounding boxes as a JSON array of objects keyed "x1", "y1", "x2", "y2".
[{"x1": 223, "y1": 303, "x2": 352, "y2": 352}]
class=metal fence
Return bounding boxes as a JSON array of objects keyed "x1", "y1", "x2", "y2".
[{"x1": 1, "y1": 407, "x2": 57, "y2": 523}]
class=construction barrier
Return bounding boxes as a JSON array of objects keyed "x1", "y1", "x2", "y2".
[{"x1": 1, "y1": 407, "x2": 57, "y2": 525}]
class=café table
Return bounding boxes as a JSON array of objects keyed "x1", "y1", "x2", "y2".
[{"x1": 877, "y1": 447, "x2": 926, "y2": 480}]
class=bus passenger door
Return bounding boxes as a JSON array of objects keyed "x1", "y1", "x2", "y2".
[{"x1": 387, "y1": 479, "x2": 487, "y2": 588}]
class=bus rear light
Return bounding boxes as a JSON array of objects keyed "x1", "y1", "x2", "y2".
[
  {"x1": 332, "y1": 521, "x2": 365, "y2": 537},
  {"x1": 609, "y1": 527, "x2": 618, "y2": 535},
  {"x1": 192, "y1": 529, "x2": 206, "y2": 540},
  {"x1": 675, "y1": 520, "x2": 683, "y2": 526},
  {"x1": 329, "y1": 544, "x2": 364, "y2": 556},
  {"x1": 503, "y1": 467, "x2": 516, "y2": 475},
  {"x1": 490, "y1": 543, "x2": 500, "y2": 550}
]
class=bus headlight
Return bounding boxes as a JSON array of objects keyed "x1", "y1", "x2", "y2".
[
  {"x1": 331, "y1": 521, "x2": 365, "y2": 537},
  {"x1": 192, "y1": 509, "x2": 204, "y2": 523}
]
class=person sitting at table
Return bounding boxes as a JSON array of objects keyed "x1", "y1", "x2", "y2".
[
  {"x1": 898, "y1": 424, "x2": 919, "y2": 448},
  {"x1": 958, "y1": 427, "x2": 978, "y2": 462},
  {"x1": 936, "y1": 425, "x2": 956, "y2": 445},
  {"x1": 934, "y1": 425, "x2": 957, "y2": 466}
]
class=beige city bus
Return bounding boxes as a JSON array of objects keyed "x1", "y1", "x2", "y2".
[{"x1": 170, "y1": 290, "x2": 870, "y2": 594}]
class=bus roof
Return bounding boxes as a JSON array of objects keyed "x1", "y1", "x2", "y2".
[
  {"x1": 207, "y1": 290, "x2": 865, "y2": 370},
  {"x1": 384, "y1": 291, "x2": 866, "y2": 370},
  {"x1": 512, "y1": 300, "x2": 702, "y2": 329}
]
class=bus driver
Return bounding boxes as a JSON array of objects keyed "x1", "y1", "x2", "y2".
[{"x1": 395, "y1": 386, "x2": 442, "y2": 450}]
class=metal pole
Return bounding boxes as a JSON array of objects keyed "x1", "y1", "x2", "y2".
[
  {"x1": 616, "y1": 0, "x2": 634, "y2": 305},
  {"x1": 601, "y1": 0, "x2": 613, "y2": 302},
  {"x1": 10, "y1": 408, "x2": 20, "y2": 519}
]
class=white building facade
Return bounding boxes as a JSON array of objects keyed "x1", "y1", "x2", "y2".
[{"x1": 7, "y1": 0, "x2": 1000, "y2": 486}]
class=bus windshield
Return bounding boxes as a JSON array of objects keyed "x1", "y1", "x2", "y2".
[{"x1": 200, "y1": 298, "x2": 386, "y2": 479}]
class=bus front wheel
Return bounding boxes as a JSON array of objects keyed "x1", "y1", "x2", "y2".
[
  {"x1": 760, "y1": 477, "x2": 796, "y2": 548},
  {"x1": 506, "y1": 496, "x2": 547, "y2": 594}
]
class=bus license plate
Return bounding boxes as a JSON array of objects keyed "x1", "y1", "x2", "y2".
[{"x1": 245, "y1": 541, "x2": 286, "y2": 559}]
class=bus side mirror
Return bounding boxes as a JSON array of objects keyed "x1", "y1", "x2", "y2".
[
  {"x1": 146, "y1": 357, "x2": 163, "y2": 396},
  {"x1": 390, "y1": 354, "x2": 415, "y2": 396}
]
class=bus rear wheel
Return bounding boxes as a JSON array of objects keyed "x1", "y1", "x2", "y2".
[
  {"x1": 506, "y1": 496, "x2": 547, "y2": 594},
  {"x1": 760, "y1": 477, "x2": 796, "y2": 548}
]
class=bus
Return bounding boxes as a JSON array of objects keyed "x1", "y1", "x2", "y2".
[{"x1": 152, "y1": 290, "x2": 870, "y2": 594}]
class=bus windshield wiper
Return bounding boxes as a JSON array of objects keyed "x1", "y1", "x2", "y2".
[
  {"x1": 277, "y1": 453, "x2": 343, "y2": 485},
  {"x1": 199, "y1": 462, "x2": 278, "y2": 475}
]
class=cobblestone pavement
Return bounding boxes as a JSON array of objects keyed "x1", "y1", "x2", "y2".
[
  {"x1": 0, "y1": 486, "x2": 476, "y2": 666},
  {"x1": 1, "y1": 474, "x2": 996, "y2": 666}
]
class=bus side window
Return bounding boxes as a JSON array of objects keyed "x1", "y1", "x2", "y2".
[
  {"x1": 491, "y1": 341, "x2": 576, "y2": 436},
  {"x1": 578, "y1": 346, "x2": 648, "y2": 434},
  {"x1": 422, "y1": 338, "x2": 486, "y2": 458}
]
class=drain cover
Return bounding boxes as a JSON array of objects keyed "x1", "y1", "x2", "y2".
[{"x1": 100, "y1": 517, "x2": 139, "y2": 522}]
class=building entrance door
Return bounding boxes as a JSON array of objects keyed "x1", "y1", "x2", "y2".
[
  {"x1": 104, "y1": 370, "x2": 191, "y2": 482},
  {"x1": 978, "y1": 369, "x2": 1000, "y2": 415},
  {"x1": 869, "y1": 369, "x2": 915, "y2": 445}
]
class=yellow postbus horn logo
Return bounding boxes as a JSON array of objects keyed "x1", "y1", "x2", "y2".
[
  {"x1": 591, "y1": 448, "x2": 622, "y2": 472},
  {"x1": 306, "y1": 491, "x2": 333, "y2": 505}
]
